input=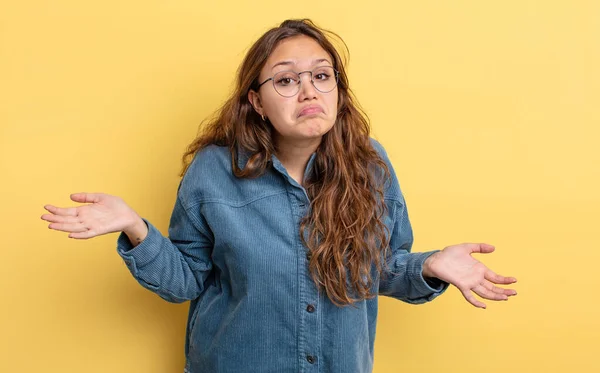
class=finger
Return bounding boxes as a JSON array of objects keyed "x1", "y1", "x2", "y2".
[
  {"x1": 70, "y1": 193, "x2": 101, "y2": 204},
  {"x1": 467, "y1": 243, "x2": 495, "y2": 254},
  {"x1": 68, "y1": 230, "x2": 97, "y2": 239},
  {"x1": 482, "y1": 279, "x2": 518, "y2": 296},
  {"x1": 44, "y1": 204, "x2": 78, "y2": 217},
  {"x1": 461, "y1": 289, "x2": 487, "y2": 309},
  {"x1": 48, "y1": 222, "x2": 89, "y2": 233},
  {"x1": 485, "y1": 269, "x2": 517, "y2": 285},
  {"x1": 473, "y1": 284, "x2": 508, "y2": 301},
  {"x1": 41, "y1": 214, "x2": 80, "y2": 224}
]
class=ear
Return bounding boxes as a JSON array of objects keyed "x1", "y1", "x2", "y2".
[{"x1": 248, "y1": 90, "x2": 264, "y2": 117}]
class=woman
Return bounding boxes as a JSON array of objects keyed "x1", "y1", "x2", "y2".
[{"x1": 41, "y1": 19, "x2": 517, "y2": 373}]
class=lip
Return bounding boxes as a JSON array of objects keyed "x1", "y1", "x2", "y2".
[{"x1": 298, "y1": 104, "x2": 324, "y2": 117}]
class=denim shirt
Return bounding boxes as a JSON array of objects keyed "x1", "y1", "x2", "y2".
[{"x1": 116, "y1": 139, "x2": 448, "y2": 373}]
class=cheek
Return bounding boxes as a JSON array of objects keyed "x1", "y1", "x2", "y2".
[
  {"x1": 267, "y1": 98, "x2": 295, "y2": 121},
  {"x1": 327, "y1": 93, "x2": 339, "y2": 119}
]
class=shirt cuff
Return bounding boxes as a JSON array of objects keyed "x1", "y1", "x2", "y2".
[
  {"x1": 116, "y1": 218, "x2": 163, "y2": 269},
  {"x1": 408, "y1": 251, "x2": 449, "y2": 295}
]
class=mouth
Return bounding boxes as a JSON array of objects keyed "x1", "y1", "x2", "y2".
[{"x1": 298, "y1": 105, "x2": 324, "y2": 117}]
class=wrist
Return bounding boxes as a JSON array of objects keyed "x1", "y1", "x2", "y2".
[
  {"x1": 422, "y1": 251, "x2": 440, "y2": 279},
  {"x1": 123, "y1": 215, "x2": 148, "y2": 246}
]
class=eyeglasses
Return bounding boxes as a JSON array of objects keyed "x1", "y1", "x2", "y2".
[{"x1": 256, "y1": 66, "x2": 339, "y2": 97}]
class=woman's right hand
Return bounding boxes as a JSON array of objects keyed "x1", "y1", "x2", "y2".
[{"x1": 41, "y1": 192, "x2": 143, "y2": 240}]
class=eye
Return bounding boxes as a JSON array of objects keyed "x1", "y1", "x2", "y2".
[
  {"x1": 313, "y1": 66, "x2": 334, "y2": 81},
  {"x1": 314, "y1": 72, "x2": 330, "y2": 81},
  {"x1": 274, "y1": 72, "x2": 299, "y2": 86},
  {"x1": 276, "y1": 77, "x2": 294, "y2": 86}
]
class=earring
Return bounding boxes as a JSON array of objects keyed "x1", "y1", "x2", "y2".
[{"x1": 261, "y1": 114, "x2": 266, "y2": 121}]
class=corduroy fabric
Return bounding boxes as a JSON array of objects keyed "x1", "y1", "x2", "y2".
[{"x1": 116, "y1": 139, "x2": 448, "y2": 373}]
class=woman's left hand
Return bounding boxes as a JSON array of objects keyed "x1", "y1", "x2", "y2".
[{"x1": 423, "y1": 243, "x2": 517, "y2": 309}]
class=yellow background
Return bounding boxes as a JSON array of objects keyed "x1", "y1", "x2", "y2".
[{"x1": 1, "y1": 1, "x2": 598, "y2": 372}]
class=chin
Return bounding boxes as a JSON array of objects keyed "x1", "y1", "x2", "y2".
[{"x1": 299, "y1": 117, "x2": 334, "y2": 136}]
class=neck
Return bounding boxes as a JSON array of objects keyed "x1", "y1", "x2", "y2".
[{"x1": 274, "y1": 135, "x2": 321, "y2": 185}]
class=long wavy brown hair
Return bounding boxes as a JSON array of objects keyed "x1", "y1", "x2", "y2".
[{"x1": 180, "y1": 19, "x2": 392, "y2": 306}]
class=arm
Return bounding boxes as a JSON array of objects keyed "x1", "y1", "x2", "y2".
[
  {"x1": 117, "y1": 181, "x2": 214, "y2": 304},
  {"x1": 377, "y1": 198, "x2": 449, "y2": 304},
  {"x1": 370, "y1": 139, "x2": 516, "y2": 309},
  {"x1": 369, "y1": 138, "x2": 448, "y2": 303}
]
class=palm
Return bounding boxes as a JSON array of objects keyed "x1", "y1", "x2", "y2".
[
  {"x1": 78, "y1": 199, "x2": 131, "y2": 234},
  {"x1": 41, "y1": 192, "x2": 137, "y2": 239},
  {"x1": 426, "y1": 243, "x2": 517, "y2": 308}
]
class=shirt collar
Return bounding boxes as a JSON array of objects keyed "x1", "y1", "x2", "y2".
[{"x1": 235, "y1": 143, "x2": 317, "y2": 186}]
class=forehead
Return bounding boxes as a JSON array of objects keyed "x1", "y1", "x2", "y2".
[{"x1": 265, "y1": 34, "x2": 333, "y2": 71}]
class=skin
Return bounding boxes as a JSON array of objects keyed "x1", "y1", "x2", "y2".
[
  {"x1": 248, "y1": 35, "x2": 338, "y2": 185},
  {"x1": 40, "y1": 34, "x2": 517, "y2": 309}
]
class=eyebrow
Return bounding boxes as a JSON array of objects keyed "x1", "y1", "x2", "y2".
[{"x1": 271, "y1": 58, "x2": 332, "y2": 71}]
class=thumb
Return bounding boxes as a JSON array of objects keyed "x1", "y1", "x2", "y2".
[
  {"x1": 70, "y1": 192, "x2": 102, "y2": 204},
  {"x1": 467, "y1": 243, "x2": 495, "y2": 254}
]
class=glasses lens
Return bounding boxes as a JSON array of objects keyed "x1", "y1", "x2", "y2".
[
  {"x1": 273, "y1": 71, "x2": 301, "y2": 97},
  {"x1": 312, "y1": 66, "x2": 337, "y2": 93}
]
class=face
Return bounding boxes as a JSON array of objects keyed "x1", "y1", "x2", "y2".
[{"x1": 248, "y1": 35, "x2": 339, "y2": 146}]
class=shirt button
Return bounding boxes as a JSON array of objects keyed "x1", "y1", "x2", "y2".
[
  {"x1": 299, "y1": 203, "x2": 306, "y2": 208},
  {"x1": 306, "y1": 355, "x2": 316, "y2": 364},
  {"x1": 306, "y1": 304, "x2": 315, "y2": 313}
]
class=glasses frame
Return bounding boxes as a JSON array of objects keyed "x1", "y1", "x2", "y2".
[{"x1": 255, "y1": 66, "x2": 340, "y2": 97}]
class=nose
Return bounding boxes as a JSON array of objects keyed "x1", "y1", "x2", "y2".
[{"x1": 297, "y1": 71, "x2": 317, "y2": 100}]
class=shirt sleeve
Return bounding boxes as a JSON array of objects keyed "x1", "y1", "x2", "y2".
[
  {"x1": 116, "y1": 180, "x2": 214, "y2": 304},
  {"x1": 370, "y1": 138, "x2": 449, "y2": 304},
  {"x1": 377, "y1": 198, "x2": 449, "y2": 304}
]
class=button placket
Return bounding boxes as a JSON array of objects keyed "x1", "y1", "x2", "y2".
[
  {"x1": 290, "y1": 183, "x2": 319, "y2": 371},
  {"x1": 298, "y1": 237, "x2": 320, "y2": 371},
  {"x1": 297, "y1": 194, "x2": 309, "y2": 218}
]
